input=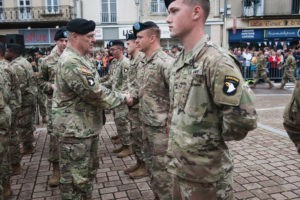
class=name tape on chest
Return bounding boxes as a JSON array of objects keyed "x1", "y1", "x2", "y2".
[{"x1": 223, "y1": 75, "x2": 240, "y2": 96}]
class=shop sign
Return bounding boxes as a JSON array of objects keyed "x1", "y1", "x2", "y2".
[
  {"x1": 119, "y1": 26, "x2": 133, "y2": 40},
  {"x1": 19, "y1": 29, "x2": 50, "y2": 44},
  {"x1": 249, "y1": 19, "x2": 300, "y2": 27},
  {"x1": 229, "y1": 29, "x2": 264, "y2": 42},
  {"x1": 95, "y1": 27, "x2": 103, "y2": 40},
  {"x1": 265, "y1": 28, "x2": 300, "y2": 38}
]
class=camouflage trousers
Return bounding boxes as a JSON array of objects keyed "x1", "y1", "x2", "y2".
[
  {"x1": 37, "y1": 90, "x2": 47, "y2": 118},
  {"x1": 0, "y1": 135, "x2": 10, "y2": 199},
  {"x1": 113, "y1": 104, "x2": 131, "y2": 146},
  {"x1": 9, "y1": 116, "x2": 21, "y2": 166},
  {"x1": 18, "y1": 104, "x2": 35, "y2": 148},
  {"x1": 142, "y1": 123, "x2": 172, "y2": 200},
  {"x1": 47, "y1": 98, "x2": 59, "y2": 163},
  {"x1": 170, "y1": 172, "x2": 233, "y2": 200},
  {"x1": 253, "y1": 70, "x2": 272, "y2": 85},
  {"x1": 281, "y1": 71, "x2": 296, "y2": 85},
  {"x1": 128, "y1": 108, "x2": 143, "y2": 161},
  {"x1": 59, "y1": 136, "x2": 99, "y2": 200}
]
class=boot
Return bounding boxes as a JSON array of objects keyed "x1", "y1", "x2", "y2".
[
  {"x1": 113, "y1": 145, "x2": 124, "y2": 153},
  {"x1": 42, "y1": 116, "x2": 48, "y2": 123},
  {"x1": 129, "y1": 162, "x2": 148, "y2": 179},
  {"x1": 111, "y1": 135, "x2": 119, "y2": 140},
  {"x1": 268, "y1": 82, "x2": 274, "y2": 89},
  {"x1": 250, "y1": 83, "x2": 256, "y2": 89},
  {"x1": 278, "y1": 84, "x2": 285, "y2": 89},
  {"x1": 117, "y1": 145, "x2": 132, "y2": 158},
  {"x1": 21, "y1": 145, "x2": 34, "y2": 155},
  {"x1": 83, "y1": 194, "x2": 92, "y2": 200},
  {"x1": 11, "y1": 163, "x2": 21, "y2": 175},
  {"x1": 124, "y1": 160, "x2": 141, "y2": 174},
  {"x1": 113, "y1": 138, "x2": 121, "y2": 144},
  {"x1": 3, "y1": 183, "x2": 12, "y2": 198},
  {"x1": 49, "y1": 162, "x2": 60, "y2": 187}
]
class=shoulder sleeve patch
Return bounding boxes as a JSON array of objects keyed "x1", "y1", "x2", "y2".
[{"x1": 223, "y1": 75, "x2": 240, "y2": 96}]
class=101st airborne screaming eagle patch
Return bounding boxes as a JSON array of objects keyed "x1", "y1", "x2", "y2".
[{"x1": 223, "y1": 75, "x2": 240, "y2": 96}]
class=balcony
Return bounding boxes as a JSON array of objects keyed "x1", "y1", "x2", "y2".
[
  {"x1": 101, "y1": 12, "x2": 117, "y2": 23},
  {"x1": 0, "y1": 5, "x2": 74, "y2": 26}
]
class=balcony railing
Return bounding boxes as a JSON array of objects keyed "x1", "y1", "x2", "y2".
[
  {"x1": 101, "y1": 12, "x2": 116, "y2": 23},
  {"x1": 0, "y1": 5, "x2": 74, "y2": 22},
  {"x1": 150, "y1": 1, "x2": 167, "y2": 13}
]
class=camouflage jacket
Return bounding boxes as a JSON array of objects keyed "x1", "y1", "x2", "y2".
[
  {"x1": 37, "y1": 46, "x2": 60, "y2": 96},
  {"x1": 9, "y1": 56, "x2": 36, "y2": 105},
  {"x1": 111, "y1": 56, "x2": 130, "y2": 92},
  {"x1": 167, "y1": 36, "x2": 257, "y2": 183},
  {"x1": 283, "y1": 79, "x2": 300, "y2": 147},
  {"x1": 256, "y1": 54, "x2": 267, "y2": 71},
  {"x1": 138, "y1": 48, "x2": 173, "y2": 127},
  {"x1": 0, "y1": 72, "x2": 11, "y2": 136},
  {"x1": 52, "y1": 47, "x2": 126, "y2": 138},
  {"x1": 0, "y1": 60, "x2": 21, "y2": 117},
  {"x1": 282, "y1": 55, "x2": 297, "y2": 73},
  {"x1": 128, "y1": 52, "x2": 145, "y2": 110},
  {"x1": 100, "y1": 58, "x2": 117, "y2": 84}
]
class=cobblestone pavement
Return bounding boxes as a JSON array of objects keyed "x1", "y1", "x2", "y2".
[{"x1": 8, "y1": 84, "x2": 300, "y2": 200}]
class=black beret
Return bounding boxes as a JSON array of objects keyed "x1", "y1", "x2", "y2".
[
  {"x1": 67, "y1": 18, "x2": 96, "y2": 34},
  {"x1": 164, "y1": 0, "x2": 209, "y2": 9},
  {"x1": 108, "y1": 40, "x2": 124, "y2": 47},
  {"x1": 126, "y1": 33, "x2": 136, "y2": 41},
  {"x1": 133, "y1": 21, "x2": 159, "y2": 36},
  {"x1": 54, "y1": 26, "x2": 67, "y2": 41},
  {"x1": 284, "y1": 49, "x2": 290, "y2": 53}
]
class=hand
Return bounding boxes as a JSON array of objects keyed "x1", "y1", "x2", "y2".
[
  {"x1": 124, "y1": 93, "x2": 133, "y2": 106},
  {"x1": 33, "y1": 72, "x2": 38, "y2": 77},
  {"x1": 50, "y1": 84, "x2": 56, "y2": 91}
]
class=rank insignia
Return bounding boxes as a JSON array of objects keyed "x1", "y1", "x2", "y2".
[{"x1": 223, "y1": 75, "x2": 239, "y2": 96}]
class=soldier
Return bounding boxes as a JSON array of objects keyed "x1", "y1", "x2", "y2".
[
  {"x1": 130, "y1": 21, "x2": 174, "y2": 199},
  {"x1": 52, "y1": 18, "x2": 131, "y2": 200},
  {"x1": 279, "y1": 49, "x2": 296, "y2": 89},
  {"x1": 124, "y1": 33, "x2": 148, "y2": 178},
  {"x1": 102, "y1": 40, "x2": 132, "y2": 157},
  {"x1": 0, "y1": 71, "x2": 11, "y2": 200},
  {"x1": 283, "y1": 78, "x2": 300, "y2": 154},
  {"x1": 37, "y1": 26, "x2": 68, "y2": 187},
  {"x1": 5, "y1": 34, "x2": 36, "y2": 155},
  {"x1": 165, "y1": 0, "x2": 258, "y2": 199},
  {"x1": 250, "y1": 49, "x2": 274, "y2": 89}
]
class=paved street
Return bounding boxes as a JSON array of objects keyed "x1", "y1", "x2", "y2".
[{"x1": 8, "y1": 83, "x2": 300, "y2": 200}]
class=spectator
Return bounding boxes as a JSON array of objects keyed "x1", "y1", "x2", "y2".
[
  {"x1": 268, "y1": 51, "x2": 280, "y2": 78},
  {"x1": 293, "y1": 46, "x2": 300, "y2": 80}
]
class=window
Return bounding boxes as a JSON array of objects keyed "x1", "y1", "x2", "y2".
[
  {"x1": 0, "y1": 0, "x2": 3, "y2": 20},
  {"x1": 292, "y1": 0, "x2": 300, "y2": 14},
  {"x1": 101, "y1": 0, "x2": 116, "y2": 23},
  {"x1": 45, "y1": 0, "x2": 59, "y2": 14},
  {"x1": 18, "y1": 0, "x2": 31, "y2": 20},
  {"x1": 242, "y1": 0, "x2": 264, "y2": 16},
  {"x1": 151, "y1": 0, "x2": 166, "y2": 13}
]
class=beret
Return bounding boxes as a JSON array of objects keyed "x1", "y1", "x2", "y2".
[
  {"x1": 133, "y1": 21, "x2": 159, "y2": 36},
  {"x1": 108, "y1": 40, "x2": 124, "y2": 47},
  {"x1": 126, "y1": 33, "x2": 136, "y2": 41},
  {"x1": 67, "y1": 18, "x2": 96, "y2": 34},
  {"x1": 284, "y1": 49, "x2": 290, "y2": 53},
  {"x1": 6, "y1": 34, "x2": 24, "y2": 50},
  {"x1": 164, "y1": 0, "x2": 209, "y2": 9},
  {"x1": 54, "y1": 26, "x2": 67, "y2": 41}
]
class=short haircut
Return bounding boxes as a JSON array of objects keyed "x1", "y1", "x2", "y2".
[
  {"x1": 146, "y1": 27, "x2": 161, "y2": 40},
  {"x1": 183, "y1": 0, "x2": 210, "y2": 22}
]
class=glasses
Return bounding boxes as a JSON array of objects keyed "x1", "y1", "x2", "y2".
[{"x1": 110, "y1": 48, "x2": 119, "y2": 52}]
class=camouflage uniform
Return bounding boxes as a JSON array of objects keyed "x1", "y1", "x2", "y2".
[
  {"x1": 100, "y1": 58, "x2": 117, "y2": 83},
  {"x1": 133, "y1": 48, "x2": 173, "y2": 199},
  {"x1": 36, "y1": 57, "x2": 47, "y2": 119},
  {"x1": 37, "y1": 46, "x2": 60, "y2": 163},
  {"x1": 167, "y1": 36, "x2": 257, "y2": 200},
  {"x1": 281, "y1": 55, "x2": 296, "y2": 86},
  {"x1": 0, "y1": 60, "x2": 22, "y2": 168},
  {"x1": 0, "y1": 71, "x2": 11, "y2": 200},
  {"x1": 127, "y1": 52, "x2": 145, "y2": 161},
  {"x1": 52, "y1": 47, "x2": 126, "y2": 200},
  {"x1": 9, "y1": 56, "x2": 36, "y2": 150},
  {"x1": 283, "y1": 78, "x2": 300, "y2": 153},
  {"x1": 253, "y1": 54, "x2": 273, "y2": 86}
]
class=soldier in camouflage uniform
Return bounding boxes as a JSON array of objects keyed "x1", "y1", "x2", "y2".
[
  {"x1": 251, "y1": 49, "x2": 274, "y2": 89},
  {"x1": 165, "y1": 0, "x2": 258, "y2": 199},
  {"x1": 37, "y1": 27, "x2": 68, "y2": 187},
  {"x1": 279, "y1": 49, "x2": 296, "y2": 89},
  {"x1": 124, "y1": 33, "x2": 148, "y2": 178},
  {"x1": 0, "y1": 42, "x2": 22, "y2": 182},
  {"x1": 102, "y1": 40, "x2": 132, "y2": 157},
  {"x1": 283, "y1": 78, "x2": 300, "y2": 154},
  {"x1": 0, "y1": 70, "x2": 11, "y2": 200},
  {"x1": 131, "y1": 21, "x2": 174, "y2": 199},
  {"x1": 5, "y1": 35, "x2": 36, "y2": 155},
  {"x1": 52, "y1": 19, "x2": 130, "y2": 200}
]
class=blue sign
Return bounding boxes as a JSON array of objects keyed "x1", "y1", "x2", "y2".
[
  {"x1": 18, "y1": 28, "x2": 59, "y2": 45},
  {"x1": 229, "y1": 29, "x2": 264, "y2": 42},
  {"x1": 265, "y1": 28, "x2": 300, "y2": 38}
]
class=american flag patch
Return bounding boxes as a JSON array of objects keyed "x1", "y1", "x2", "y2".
[{"x1": 80, "y1": 67, "x2": 92, "y2": 75}]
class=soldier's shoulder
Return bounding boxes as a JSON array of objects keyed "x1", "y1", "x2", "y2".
[{"x1": 155, "y1": 50, "x2": 174, "y2": 65}]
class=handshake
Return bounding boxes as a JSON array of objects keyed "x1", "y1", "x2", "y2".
[{"x1": 124, "y1": 91, "x2": 133, "y2": 106}]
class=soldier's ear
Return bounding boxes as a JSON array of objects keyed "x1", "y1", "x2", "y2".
[{"x1": 192, "y1": 5, "x2": 202, "y2": 21}]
